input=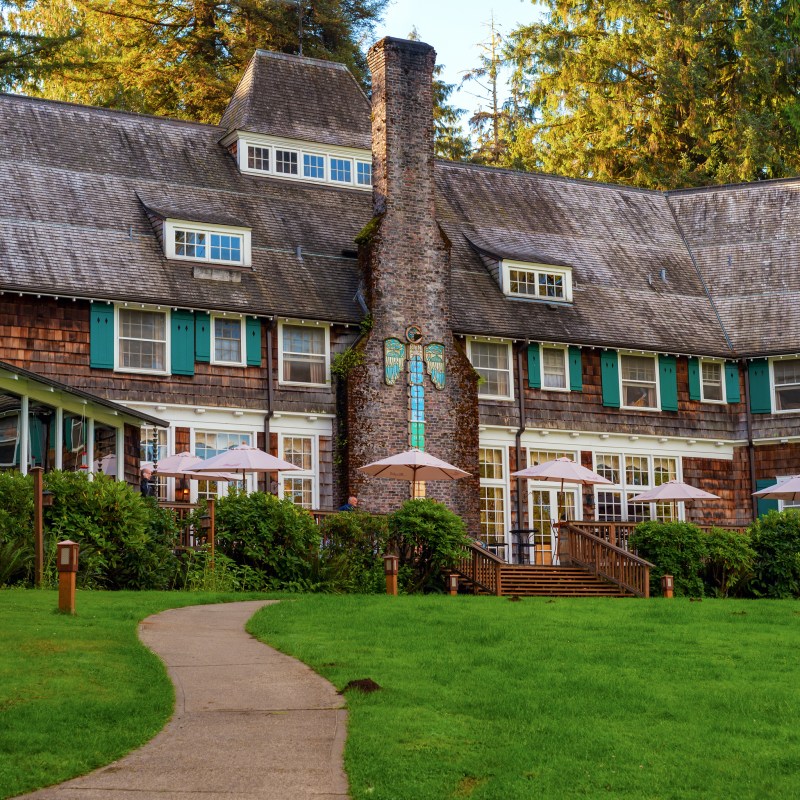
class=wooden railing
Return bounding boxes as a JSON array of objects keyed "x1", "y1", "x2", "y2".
[
  {"x1": 454, "y1": 541, "x2": 504, "y2": 596},
  {"x1": 158, "y1": 500, "x2": 214, "y2": 554},
  {"x1": 559, "y1": 523, "x2": 653, "y2": 598}
]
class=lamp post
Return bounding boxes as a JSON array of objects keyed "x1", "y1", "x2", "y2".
[
  {"x1": 31, "y1": 467, "x2": 50, "y2": 587},
  {"x1": 57, "y1": 540, "x2": 79, "y2": 614},
  {"x1": 448, "y1": 573, "x2": 459, "y2": 596},
  {"x1": 383, "y1": 553, "x2": 399, "y2": 596},
  {"x1": 661, "y1": 574, "x2": 674, "y2": 599}
]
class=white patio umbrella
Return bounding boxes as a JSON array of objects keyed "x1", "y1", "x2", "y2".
[
  {"x1": 752, "y1": 475, "x2": 800, "y2": 501},
  {"x1": 630, "y1": 479, "x2": 720, "y2": 518},
  {"x1": 153, "y1": 451, "x2": 202, "y2": 477},
  {"x1": 511, "y1": 457, "x2": 612, "y2": 491},
  {"x1": 358, "y1": 447, "x2": 471, "y2": 482},
  {"x1": 192, "y1": 444, "x2": 301, "y2": 479}
]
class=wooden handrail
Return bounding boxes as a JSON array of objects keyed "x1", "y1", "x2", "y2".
[
  {"x1": 453, "y1": 541, "x2": 504, "y2": 596},
  {"x1": 560, "y1": 523, "x2": 653, "y2": 598}
]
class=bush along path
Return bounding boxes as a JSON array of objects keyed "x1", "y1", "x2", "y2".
[{"x1": 18, "y1": 601, "x2": 349, "y2": 800}]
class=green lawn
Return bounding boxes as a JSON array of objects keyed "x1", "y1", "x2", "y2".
[
  {"x1": 0, "y1": 589, "x2": 273, "y2": 799},
  {"x1": 2, "y1": 592, "x2": 799, "y2": 800},
  {"x1": 248, "y1": 596, "x2": 800, "y2": 800}
]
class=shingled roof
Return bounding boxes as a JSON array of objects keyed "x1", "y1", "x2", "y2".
[
  {"x1": 219, "y1": 50, "x2": 371, "y2": 149},
  {"x1": 436, "y1": 161, "x2": 732, "y2": 356},
  {"x1": 0, "y1": 93, "x2": 368, "y2": 324},
  {"x1": 667, "y1": 179, "x2": 800, "y2": 357},
  {"x1": 1, "y1": 50, "x2": 798, "y2": 359}
]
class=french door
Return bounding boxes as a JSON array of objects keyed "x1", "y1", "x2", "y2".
[{"x1": 527, "y1": 487, "x2": 580, "y2": 565}]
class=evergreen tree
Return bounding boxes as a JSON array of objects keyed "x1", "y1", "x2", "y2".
[
  {"x1": 505, "y1": 1, "x2": 800, "y2": 189},
  {"x1": 5, "y1": 0, "x2": 387, "y2": 123}
]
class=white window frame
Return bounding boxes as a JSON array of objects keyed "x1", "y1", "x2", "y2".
[
  {"x1": 234, "y1": 133, "x2": 371, "y2": 192},
  {"x1": 467, "y1": 339, "x2": 514, "y2": 402},
  {"x1": 164, "y1": 219, "x2": 251, "y2": 268},
  {"x1": 700, "y1": 358, "x2": 726, "y2": 404},
  {"x1": 501, "y1": 259, "x2": 573, "y2": 303},
  {"x1": 478, "y1": 446, "x2": 509, "y2": 558},
  {"x1": 278, "y1": 321, "x2": 330, "y2": 388},
  {"x1": 114, "y1": 305, "x2": 170, "y2": 376},
  {"x1": 210, "y1": 315, "x2": 247, "y2": 367},
  {"x1": 770, "y1": 357, "x2": 800, "y2": 415},
  {"x1": 0, "y1": 412, "x2": 19, "y2": 467},
  {"x1": 540, "y1": 344, "x2": 570, "y2": 392},
  {"x1": 329, "y1": 156, "x2": 354, "y2": 185},
  {"x1": 278, "y1": 432, "x2": 319, "y2": 510},
  {"x1": 274, "y1": 147, "x2": 300, "y2": 176},
  {"x1": 191, "y1": 428, "x2": 255, "y2": 499},
  {"x1": 619, "y1": 352, "x2": 660, "y2": 412}
]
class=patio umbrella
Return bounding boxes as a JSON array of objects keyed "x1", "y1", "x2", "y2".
[
  {"x1": 191, "y1": 445, "x2": 301, "y2": 478},
  {"x1": 511, "y1": 457, "x2": 612, "y2": 490},
  {"x1": 752, "y1": 475, "x2": 800, "y2": 501},
  {"x1": 358, "y1": 447, "x2": 471, "y2": 482},
  {"x1": 153, "y1": 451, "x2": 202, "y2": 478},
  {"x1": 630, "y1": 479, "x2": 720, "y2": 519}
]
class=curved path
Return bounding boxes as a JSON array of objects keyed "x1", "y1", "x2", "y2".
[{"x1": 20, "y1": 601, "x2": 349, "y2": 800}]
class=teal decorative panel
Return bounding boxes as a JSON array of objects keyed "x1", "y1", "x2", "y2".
[
  {"x1": 527, "y1": 344, "x2": 541, "y2": 389},
  {"x1": 171, "y1": 310, "x2": 195, "y2": 376},
  {"x1": 195, "y1": 312, "x2": 211, "y2": 363},
  {"x1": 246, "y1": 318, "x2": 262, "y2": 366},
  {"x1": 748, "y1": 360, "x2": 771, "y2": 414},
  {"x1": 600, "y1": 351, "x2": 620, "y2": 408},
  {"x1": 687, "y1": 357, "x2": 701, "y2": 401},
  {"x1": 89, "y1": 302, "x2": 114, "y2": 369},
  {"x1": 659, "y1": 355, "x2": 678, "y2": 411},
  {"x1": 568, "y1": 346, "x2": 582, "y2": 392}
]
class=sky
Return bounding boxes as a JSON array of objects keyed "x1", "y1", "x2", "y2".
[{"x1": 374, "y1": 0, "x2": 545, "y2": 131}]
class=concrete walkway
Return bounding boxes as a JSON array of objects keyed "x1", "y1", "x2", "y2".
[{"x1": 20, "y1": 601, "x2": 349, "y2": 800}]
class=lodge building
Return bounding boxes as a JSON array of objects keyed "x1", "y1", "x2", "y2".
[{"x1": 1, "y1": 36, "x2": 799, "y2": 564}]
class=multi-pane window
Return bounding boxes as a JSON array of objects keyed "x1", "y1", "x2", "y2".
[
  {"x1": 701, "y1": 360, "x2": 724, "y2": 402},
  {"x1": 175, "y1": 230, "x2": 205, "y2": 258},
  {"x1": 773, "y1": 358, "x2": 800, "y2": 411},
  {"x1": 330, "y1": 158, "x2": 352, "y2": 183},
  {"x1": 281, "y1": 435, "x2": 315, "y2": 509},
  {"x1": 281, "y1": 324, "x2": 327, "y2": 384},
  {"x1": 479, "y1": 447, "x2": 506, "y2": 556},
  {"x1": 470, "y1": 341, "x2": 512, "y2": 399},
  {"x1": 620, "y1": 354, "x2": 658, "y2": 409},
  {"x1": 506, "y1": 264, "x2": 571, "y2": 302},
  {"x1": 356, "y1": 161, "x2": 372, "y2": 185},
  {"x1": 528, "y1": 449, "x2": 575, "y2": 468},
  {"x1": 213, "y1": 318, "x2": 243, "y2": 364},
  {"x1": 275, "y1": 149, "x2": 298, "y2": 174},
  {"x1": 173, "y1": 228, "x2": 243, "y2": 265},
  {"x1": 210, "y1": 234, "x2": 241, "y2": 263},
  {"x1": 594, "y1": 452, "x2": 679, "y2": 523},
  {"x1": 303, "y1": 153, "x2": 325, "y2": 179},
  {"x1": 0, "y1": 414, "x2": 19, "y2": 467},
  {"x1": 247, "y1": 145, "x2": 269, "y2": 172},
  {"x1": 541, "y1": 346, "x2": 568, "y2": 390},
  {"x1": 118, "y1": 309, "x2": 167, "y2": 372}
]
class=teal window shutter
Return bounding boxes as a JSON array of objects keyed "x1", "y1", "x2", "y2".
[
  {"x1": 756, "y1": 478, "x2": 779, "y2": 517},
  {"x1": 171, "y1": 310, "x2": 195, "y2": 376},
  {"x1": 246, "y1": 318, "x2": 262, "y2": 366},
  {"x1": 725, "y1": 362, "x2": 740, "y2": 404},
  {"x1": 687, "y1": 357, "x2": 701, "y2": 401},
  {"x1": 600, "y1": 351, "x2": 620, "y2": 407},
  {"x1": 748, "y1": 359, "x2": 771, "y2": 414},
  {"x1": 195, "y1": 312, "x2": 211, "y2": 363},
  {"x1": 89, "y1": 302, "x2": 114, "y2": 369},
  {"x1": 568, "y1": 346, "x2": 582, "y2": 392},
  {"x1": 659, "y1": 355, "x2": 678, "y2": 411},
  {"x1": 527, "y1": 344, "x2": 541, "y2": 388}
]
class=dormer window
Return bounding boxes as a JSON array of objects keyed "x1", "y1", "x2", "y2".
[
  {"x1": 165, "y1": 219, "x2": 251, "y2": 267},
  {"x1": 248, "y1": 146, "x2": 269, "y2": 171},
  {"x1": 502, "y1": 260, "x2": 573, "y2": 303},
  {"x1": 357, "y1": 161, "x2": 372, "y2": 186},
  {"x1": 275, "y1": 149, "x2": 298, "y2": 175}
]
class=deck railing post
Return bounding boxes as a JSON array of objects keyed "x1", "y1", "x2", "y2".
[{"x1": 495, "y1": 561, "x2": 502, "y2": 596}]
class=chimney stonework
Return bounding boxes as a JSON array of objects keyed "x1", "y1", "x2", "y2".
[{"x1": 345, "y1": 37, "x2": 480, "y2": 527}]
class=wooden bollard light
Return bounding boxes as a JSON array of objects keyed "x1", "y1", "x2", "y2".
[
  {"x1": 57, "y1": 540, "x2": 79, "y2": 615},
  {"x1": 661, "y1": 574, "x2": 674, "y2": 599},
  {"x1": 448, "y1": 573, "x2": 459, "y2": 596},
  {"x1": 383, "y1": 554, "x2": 399, "y2": 596}
]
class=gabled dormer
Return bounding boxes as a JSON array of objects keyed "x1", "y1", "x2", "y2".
[
  {"x1": 219, "y1": 50, "x2": 372, "y2": 191},
  {"x1": 465, "y1": 233, "x2": 575, "y2": 304}
]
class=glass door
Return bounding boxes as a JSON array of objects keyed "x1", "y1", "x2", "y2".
[{"x1": 528, "y1": 487, "x2": 578, "y2": 565}]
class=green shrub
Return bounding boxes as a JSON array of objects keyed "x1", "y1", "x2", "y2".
[
  {"x1": 748, "y1": 510, "x2": 800, "y2": 598},
  {"x1": 0, "y1": 471, "x2": 34, "y2": 586},
  {"x1": 702, "y1": 527, "x2": 755, "y2": 598},
  {"x1": 318, "y1": 511, "x2": 389, "y2": 593},
  {"x1": 214, "y1": 490, "x2": 321, "y2": 590},
  {"x1": 389, "y1": 498, "x2": 470, "y2": 593},
  {"x1": 171, "y1": 545, "x2": 262, "y2": 592},
  {"x1": 44, "y1": 471, "x2": 177, "y2": 590},
  {"x1": 629, "y1": 521, "x2": 707, "y2": 597}
]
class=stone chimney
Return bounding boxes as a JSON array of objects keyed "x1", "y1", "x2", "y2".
[{"x1": 344, "y1": 37, "x2": 479, "y2": 525}]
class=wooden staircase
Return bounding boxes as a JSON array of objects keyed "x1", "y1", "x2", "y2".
[
  {"x1": 495, "y1": 564, "x2": 633, "y2": 597},
  {"x1": 455, "y1": 525, "x2": 654, "y2": 598}
]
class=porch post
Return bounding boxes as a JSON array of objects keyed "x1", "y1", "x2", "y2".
[
  {"x1": 86, "y1": 417, "x2": 95, "y2": 477},
  {"x1": 116, "y1": 426, "x2": 125, "y2": 481},
  {"x1": 19, "y1": 395, "x2": 29, "y2": 475},
  {"x1": 54, "y1": 408, "x2": 63, "y2": 470}
]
